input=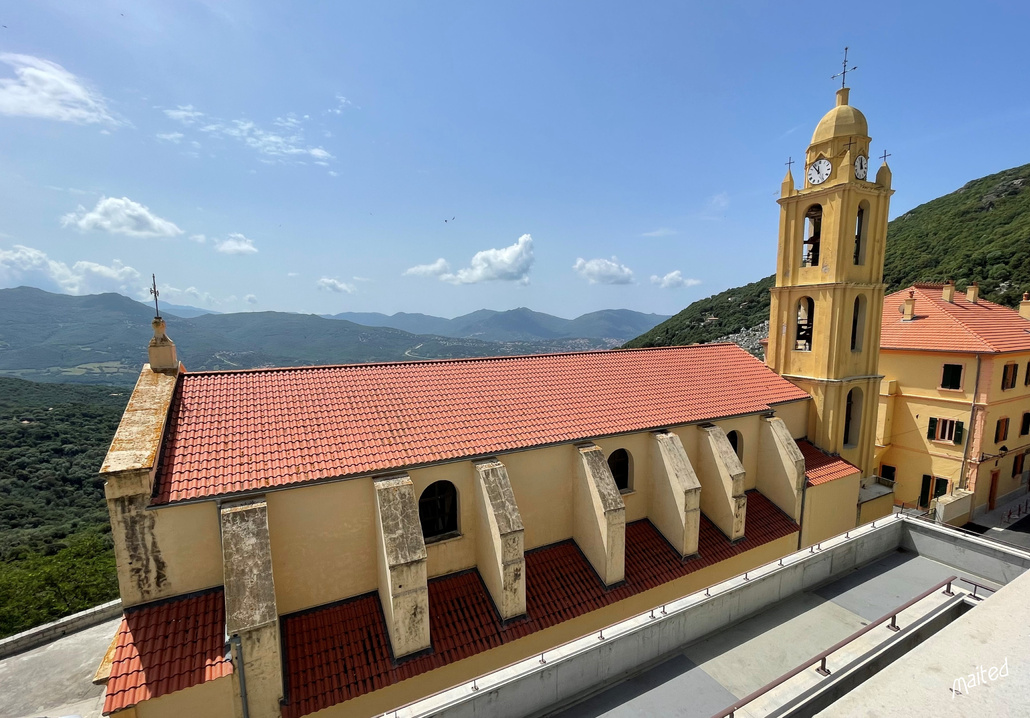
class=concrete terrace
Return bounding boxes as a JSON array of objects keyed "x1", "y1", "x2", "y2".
[{"x1": 552, "y1": 551, "x2": 990, "y2": 718}]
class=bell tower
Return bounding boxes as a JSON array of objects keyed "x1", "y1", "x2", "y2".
[{"x1": 766, "y1": 85, "x2": 893, "y2": 475}]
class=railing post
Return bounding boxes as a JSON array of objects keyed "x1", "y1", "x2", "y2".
[
  {"x1": 816, "y1": 656, "x2": 831, "y2": 676},
  {"x1": 943, "y1": 581, "x2": 954, "y2": 597},
  {"x1": 887, "y1": 614, "x2": 900, "y2": 632}
]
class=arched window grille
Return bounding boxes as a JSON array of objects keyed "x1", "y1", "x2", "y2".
[
  {"x1": 419, "y1": 480, "x2": 459, "y2": 542},
  {"x1": 607, "y1": 449, "x2": 632, "y2": 492}
]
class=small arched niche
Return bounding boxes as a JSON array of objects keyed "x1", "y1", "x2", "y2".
[
  {"x1": 851, "y1": 295, "x2": 867, "y2": 352},
  {"x1": 853, "y1": 201, "x2": 869, "y2": 266},
  {"x1": 607, "y1": 448, "x2": 633, "y2": 493},
  {"x1": 727, "y1": 430, "x2": 743, "y2": 461},
  {"x1": 843, "y1": 387, "x2": 864, "y2": 449},
  {"x1": 801, "y1": 204, "x2": 823, "y2": 267},
  {"x1": 418, "y1": 480, "x2": 459, "y2": 543},
  {"x1": 795, "y1": 297, "x2": 815, "y2": 352}
]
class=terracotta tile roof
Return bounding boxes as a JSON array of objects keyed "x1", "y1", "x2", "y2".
[
  {"x1": 881, "y1": 285, "x2": 1030, "y2": 354},
  {"x1": 153, "y1": 345, "x2": 810, "y2": 504},
  {"x1": 280, "y1": 491, "x2": 798, "y2": 718},
  {"x1": 796, "y1": 439, "x2": 860, "y2": 486},
  {"x1": 103, "y1": 589, "x2": 231, "y2": 715}
]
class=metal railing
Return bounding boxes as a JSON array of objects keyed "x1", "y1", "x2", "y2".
[{"x1": 709, "y1": 575, "x2": 962, "y2": 718}]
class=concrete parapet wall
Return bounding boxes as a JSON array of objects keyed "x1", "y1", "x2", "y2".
[
  {"x1": 900, "y1": 519, "x2": 1030, "y2": 586},
  {"x1": 0, "y1": 599, "x2": 122, "y2": 660},
  {"x1": 385, "y1": 515, "x2": 940, "y2": 718}
]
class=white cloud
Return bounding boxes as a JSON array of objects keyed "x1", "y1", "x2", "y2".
[
  {"x1": 202, "y1": 117, "x2": 333, "y2": 162},
  {"x1": 157, "y1": 131, "x2": 184, "y2": 143},
  {"x1": 189, "y1": 234, "x2": 207, "y2": 243},
  {"x1": 61, "y1": 196, "x2": 183, "y2": 238},
  {"x1": 404, "y1": 258, "x2": 450, "y2": 278},
  {"x1": 328, "y1": 170, "x2": 339, "y2": 177},
  {"x1": 164, "y1": 104, "x2": 204, "y2": 124},
  {"x1": 440, "y1": 234, "x2": 535, "y2": 285},
  {"x1": 287, "y1": 272, "x2": 299, "y2": 277},
  {"x1": 245, "y1": 293, "x2": 257, "y2": 305},
  {"x1": 640, "y1": 227, "x2": 677, "y2": 238},
  {"x1": 650, "y1": 270, "x2": 701, "y2": 289},
  {"x1": 352, "y1": 276, "x2": 372, "y2": 282},
  {"x1": 0, "y1": 244, "x2": 140, "y2": 295},
  {"x1": 316, "y1": 277, "x2": 356, "y2": 293},
  {"x1": 0, "y1": 54, "x2": 121, "y2": 126},
  {"x1": 329, "y1": 95, "x2": 353, "y2": 115},
  {"x1": 572, "y1": 256, "x2": 635, "y2": 285},
  {"x1": 214, "y1": 233, "x2": 258, "y2": 255},
  {"x1": 702, "y1": 192, "x2": 730, "y2": 218}
]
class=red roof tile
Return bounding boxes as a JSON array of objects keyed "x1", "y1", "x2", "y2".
[
  {"x1": 280, "y1": 491, "x2": 798, "y2": 718},
  {"x1": 153, "y1": 345, "x2": 810, "y2": 504},
  {"x1": 796, "y1": 439, "x2": 860, "y2": 486},
  {"x1": 103, "y1": 589, "x2": 232, "y2": 715},
  {"x1": 881, "y1": 285, "x2": 1030, "y2": 354}
]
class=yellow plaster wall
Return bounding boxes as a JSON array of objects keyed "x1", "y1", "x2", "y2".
[
  {"x1": 136, "y1": 675, "x2": 235, "y2": 718},
  {"x1": 502, "y1": 444, "x2": 575, "y2": 551},
  {"x1": 800, "y1": 475, "x2": 860, "y2": 548},
  {"x1": 594, "y1": 433, "x2": 654, "y2": 523},
  {"x1": 267, "y1": 478, "x2": 377, "y2": 615},
  {"x1": 148, "y1": 501, "x2": 223, "y2": 598},
  {"x1": 858, "y1": 493, "x2": 894, "y2": 525},
  {"x1": 773, "y1": 399, "x2": 811, "y2": 439},
  {"x1": 303, "y1": 532, "x2": 798, "y2": 718}
]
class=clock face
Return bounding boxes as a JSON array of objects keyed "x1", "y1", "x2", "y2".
[
  {"x1": 807, "y1": 158, "x2": 832, "y2": 185},
  {"x1": 854, "y1": 155, "x2": 868, "y2": 180}
]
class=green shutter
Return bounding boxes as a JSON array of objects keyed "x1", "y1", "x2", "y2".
[
  {"x1": 919, "y1": 475, "x2": 932, "y2": 508},
  {"x1": 954, "y1": 421, "x2": 964, "y2": 445},
  {"x1": 927, "y1": 417, "x2": 938, "y2": 440}
]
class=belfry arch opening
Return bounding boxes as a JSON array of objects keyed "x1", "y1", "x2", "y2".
[
  {"x1": 801, "y1": 204, "x2": 822, "y2": 267},
  {"x1": 607, "y1": 448, "x2": 633, "y2": 492},
  {"x1": 843, "y1": 387, "x2": 864, "y2": 449},
  {"x1": 418, "y1": 480, "x2": 459, "y2": 542},
  {"x1": 854, "y1": 201, "x2": 869, "y2": 265},
  {"x1": 795, "y1": 297, "x2": 815, "y2": 352},
  {"x1": 851, "y1": 295, "x2": 867, "y2": 352}
]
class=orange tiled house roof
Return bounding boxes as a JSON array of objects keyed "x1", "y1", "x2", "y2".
[
  {"x1": 153, "y1": 344, "x2": 810, "y2": 504},
  {"x1": 796, "y1": 439, "x2": 860, "y2": 486},
  {"x1": 881, "y1": 285, "x2": 1030, "y2": 354}
]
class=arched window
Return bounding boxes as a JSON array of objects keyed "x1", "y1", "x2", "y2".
[
  {"x1": 727, "y1": 430, "x2": 743, "y2": 461},
  {"x1": 418, "y1": 480, "x2": 458, "y2": 542},
  {"x1": 853, "y1": 202, "x2": 869, "y2": 265},
  {"x1": 607, "y1": 449, "x2": 632, "y2": 492},
  {"x1": 851, "y1": 296, "x2": 866, "y2": 352},
  {"x1": 796, "y1": 297, "x2": 814, "y2": 352},
  {"x1": 801, "y1": 204, "x2": 822, "y2": 267},
  {"x1": 843, "y1": 388, "x2": 864, "y2": 448}
]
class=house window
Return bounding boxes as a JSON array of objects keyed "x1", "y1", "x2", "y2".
[
  {"x1": 927, "y1": 417, "x2": 964, "y2": 445},
  {"x1": 607, "y1": 448, "x2": 632, "y2": 493},
  {"x1": 418, "y1": 480, "x2": 459, "y2": 542},
  {"x1": 1021, "y1": 412, "x2": 1030, "y2": 437},
  {"x1": 1013, "y1": 452, "x2": 1027, "y2": 479},
  {"x1": 995, "y1": 417, "x2": 1010, "y2": 444},
  {"x1": 940, "y1": 364, "x2": 963, "y2": 390},
  {"x1": 1025, "y1": 361, "x2": 1030, "y2": 386},
  {"x1": 727, "y1": 430, "x2": 743, "y2": 461},
  {"x1": 919, "y1": 475, "x2": 950, "y2": 508},
  {"x1": 796, "y1": 297, "x2": 814, "y2": 352},
  {"x1": 801, "y1": 204, "x2": 822, "y2": 267},
  {"x1": 1002, "y1": 363, "x2": 1018, "y2": 390},
  {"x1": 880, "y1": 465, "x2": 896, "y2": 482}
]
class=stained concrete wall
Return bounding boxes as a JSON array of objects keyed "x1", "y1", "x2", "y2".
[
  {"x1": 473, "y1": 460, "x2": 526, "y2": 620},
  {"x1": 900, "y1": 519, "x2": 1030, "y2": 585},
  {"x1": 374, "y1": 475, "x2": 431, "y2": 658},
  {"x1": 697, "y1": 425, "x2": 747, "y2": 541},
  {"x1": 573, "y1": 444, "x2": 626, "y2": 585},
  {"x1": 756, "y1": 416, "x2": 806, "y2": 520},
  {"x1": 648, "y1": 431, "x2": 701, "y2": 557}
]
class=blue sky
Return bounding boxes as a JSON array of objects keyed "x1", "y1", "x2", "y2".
[{"x1": 1, "y1": 1, "x2": 1028, "y2": 319}]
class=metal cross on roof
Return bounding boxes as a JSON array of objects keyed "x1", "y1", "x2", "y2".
[
  {"x1": 785, "y1": 157, "x2": 794, "y2": 171},
  {"x1": 150, "y1": 274, "x2": 161, "y2": 318},
  {"x1": 880, "y1": 149, "x2": 891, "y2": 163},
  {"x1": 831, "y1": 47, "x2": 858, "y2": 89}
]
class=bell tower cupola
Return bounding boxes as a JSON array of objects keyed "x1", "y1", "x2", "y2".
[{"x1": 766, "y1": 75, "x2": 893, "y2": 477}]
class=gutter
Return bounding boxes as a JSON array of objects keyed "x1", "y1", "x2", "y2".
[{"x1": 229, "y1": 634, "x2": 250, "y2": 718}]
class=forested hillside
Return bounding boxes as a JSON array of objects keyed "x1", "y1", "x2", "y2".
[
  {"x1": 0, "y1": 378, "x2": 127, "y2": 636},
  {"x1": 627, "y1": 162, "x2": 1030, "y2": 348}
]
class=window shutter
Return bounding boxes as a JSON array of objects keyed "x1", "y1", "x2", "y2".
[
  {"x1": 954, "y1": 421, "x2": 964, "y2": 445},
  {"x1": 927, "y1": 417, "x2": 938, "y2": 440},
  {"x1": 996, "y1": 421, "x2": 1002, "y2": 443}
]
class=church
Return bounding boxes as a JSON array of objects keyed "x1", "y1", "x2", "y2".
[{"x1": 93, "y1": 84, "x2": 898, "y2": 718}]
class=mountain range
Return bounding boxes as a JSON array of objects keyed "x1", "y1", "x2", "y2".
[
  {"x1": 0, "y1": 287, "x2": 667, "y2": 385},
  {"x1": 627, "y1": 162, "x2": 1030, "y2": 349}
]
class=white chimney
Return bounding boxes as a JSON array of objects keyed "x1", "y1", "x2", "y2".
[{"x1": 966, "y1": 282, "x2": 980, "y2": 304}]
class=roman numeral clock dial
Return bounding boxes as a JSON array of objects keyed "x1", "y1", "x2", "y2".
[{"x1": 807, "y1": 158, "x2": 832, "y2": 185}]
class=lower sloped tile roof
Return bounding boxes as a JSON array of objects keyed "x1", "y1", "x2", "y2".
[
  {"x1": 152, "y1": 344, "x2": 811, "y2": 504},
  {"x1": 280, "y1": 491, "x2": 797, "y2": 718},
  {"x1": 103, "y1": 588, "x2": 232, "y2": 715},
  {"x1": 796, "y1": 439, "x2": 861, "y2": 486}
]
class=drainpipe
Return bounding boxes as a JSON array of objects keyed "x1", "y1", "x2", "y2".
[
  {"x1": 229, "y1": 634, "x2": 251, "y2": 718},
  {"x1": 959, "y1": 355, "x2": 982, "y2": 494}
]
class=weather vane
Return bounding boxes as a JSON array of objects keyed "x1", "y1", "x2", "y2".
[
  {"x1": 831, "y1": 47, "x2": 857, "y2": 88},
  {"x1": 150, "y1": 274, "x2": 161, "y2": 318}
]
